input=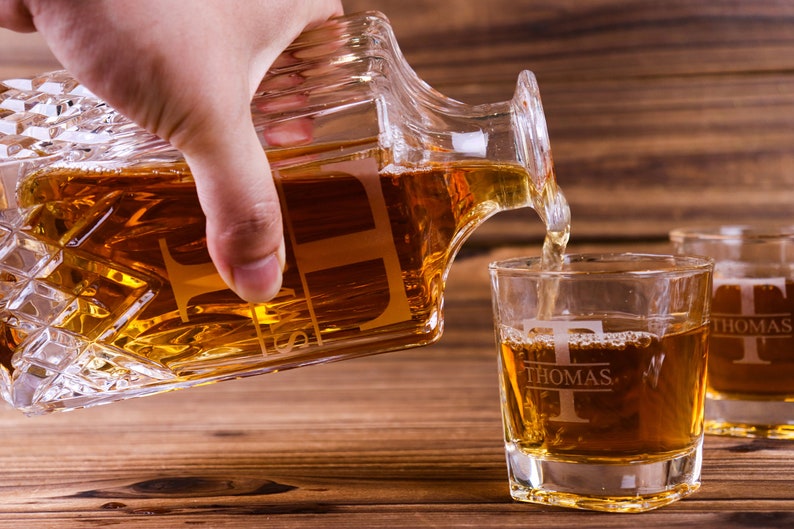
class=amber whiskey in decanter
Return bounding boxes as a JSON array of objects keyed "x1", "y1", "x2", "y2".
[{"x1": 0, "y1": 11, "x2": 568, "y2": 413}]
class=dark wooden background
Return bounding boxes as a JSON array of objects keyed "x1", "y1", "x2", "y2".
[
  {"x1": 344, "y1": 0, "x2": 794, "y2": 244},
  {"x1": 1, "y1": 2, "x2": 794, "y2": 528},
  {"x1": 3, "y1": 0, "x2": 793, "y2": 243}
]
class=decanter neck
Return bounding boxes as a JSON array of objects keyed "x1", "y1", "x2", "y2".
[{"x1": 383, "y1": 70, "x2": 555, "y2": 214}]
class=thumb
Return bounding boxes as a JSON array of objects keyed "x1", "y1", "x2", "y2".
[{"x1": 182, "y1": 118, "x2": 285, "y2": 304}]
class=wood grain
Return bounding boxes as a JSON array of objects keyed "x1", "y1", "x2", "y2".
[
  {"x1": 2, "y1": 2, "x2": 794, "y2": 527},
  {"x1": 343, "y1": 0, "x2": 794, "y2": 243},
  {"x1": 0, "y1": 242, "x2": 792, "y2": 528},
  {"x1": 3, "y1": 1, "x2": 794, "y2": 241}
]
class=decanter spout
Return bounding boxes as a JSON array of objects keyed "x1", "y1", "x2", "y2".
[{"x1": 511, "y1": 70, "x2": 554, "y2": 194}]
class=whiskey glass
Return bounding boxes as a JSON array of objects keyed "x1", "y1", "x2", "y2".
[
  {"x1": 671, "y1": 225, "x2": 794, "y2": 439},
  {"x1": 489, "y1": 253, "x2": 712, "y2": 512}
]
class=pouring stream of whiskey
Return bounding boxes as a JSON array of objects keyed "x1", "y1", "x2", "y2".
[{"x1": 535, "y1": 174, "x2": 571, "y2": 320}]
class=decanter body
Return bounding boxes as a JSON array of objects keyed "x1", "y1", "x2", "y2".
[{"x1": 0, "y1": 11, "x2": 565, "y2": 413}]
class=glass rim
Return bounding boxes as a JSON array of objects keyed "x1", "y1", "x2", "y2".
[
  {"x1": 670, "y1": 224, "x2": 794, "y2": 242},
  {"x1": 488, "y1": 252, "x2": 713, "y2": 278}
]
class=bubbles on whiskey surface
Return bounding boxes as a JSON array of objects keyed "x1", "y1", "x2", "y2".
[{"x1": 499, "y1": 322, "x2": 708, "y2": 460}]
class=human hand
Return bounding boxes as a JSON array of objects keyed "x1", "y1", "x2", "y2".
[{"x1": 0, "y1": 0, "x2": 343, "y2": 303}]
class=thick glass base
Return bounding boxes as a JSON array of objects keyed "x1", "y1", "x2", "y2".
[
  {"x1": 705, "y1": 396, "x2": 794, "y2": 439},
  {"x1": 504, "y1": 439, "x2": 703, "y2": 513}
]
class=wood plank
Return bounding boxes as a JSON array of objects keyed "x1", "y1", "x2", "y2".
[
  {"x1": 4, "y1": 1, "x2": 794, "y2": 241},
  {"x1": 0, "y1": 242, "x2": 792, "y2": 528},
  {"x1": 344, "y1": 0, "x2": 794, "y2": 241},
  {"x1": 2, "y1": 6, "x2": 794, "y2": 527}
]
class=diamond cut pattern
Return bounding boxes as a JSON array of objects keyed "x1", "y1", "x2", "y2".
[
  {"x1": 0, "y1": 70, "x2": 182, "y2": 413},
  {"x1": 0, "y1": 223, "x2": 170, "y2": 411},
  {"x1": 0, "y1": 70, "x2": 170, "y2": 163}
]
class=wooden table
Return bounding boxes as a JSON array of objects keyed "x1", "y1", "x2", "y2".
[
  {"x1": 0, "y1": 241, "x2": 792, "y2": 528},
  {"x1": 2, "y1": 1, "x2": 794, "y2": 527}
]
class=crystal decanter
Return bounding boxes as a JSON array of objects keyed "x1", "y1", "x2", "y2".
[{"x1": 0, "y1": 11, "x2": 568, "y2": 414}]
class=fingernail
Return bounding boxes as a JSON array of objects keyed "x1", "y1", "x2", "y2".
[{"x1": 231, "y1": 242, "x2": 285, "y2": 303}]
